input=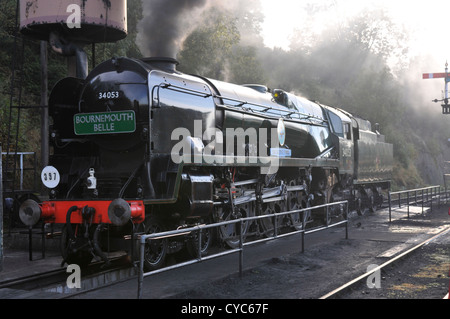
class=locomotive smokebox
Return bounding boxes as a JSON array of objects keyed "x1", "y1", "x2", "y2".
[
  {"x1": 19, "y1": 0, "x2": 127, "y2": 44},
  {"x1": 141, "y1": 57, "x2": 179, "y2": 73}
]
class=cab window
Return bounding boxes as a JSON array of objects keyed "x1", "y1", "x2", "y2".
[
  {"x1": 344, "y1": 123, "x2": 351, "y2": 140},
  {"x1": 328, "y1": 112, "x2": 344, "y2": 137}
]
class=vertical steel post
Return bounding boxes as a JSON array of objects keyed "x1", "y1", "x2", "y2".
[
  {"x1": 430, "y1": 188, "x2": 433, "y2": 212},
  {"x1": 239, "y1": 219, "x2": 243, "y2": 278},
  {"x1": 274, "y1": 213, "x2": 278, "y2": 238},
  {"x1": 40, "y1": 41, "x2": 49, "y2": 172},
  {"x1": 19, "y1": 153, "x2": 23, "y2": 190},
  {"x1": 28, "y1": 226, "x2": 32, "y2": 261},
  {"x1": 422, "y1": 189, "x2": 424, "y2": 214},
  {"x1": 445, "y1": 62, "x2": 449, "y2": 102},
  {"x1": 345, "y1": 202, "x2": 349, "y2": 240},
  {"x1": 197, "y1": 227, "x2": 202, "y2": 261},
  {"x1": 41, "y1": 222, "x2": 45, "y2": 259},
  {"x1": 138, "y1": 237, "x2": 145, "y2": 299},
  {"x1": 445, "y1": 186, "x2": 448, "y2": 204},
  {"x1": 0, "y1": 143, "x2": 3, "y2": 272},
  {"x1": 438, "y1": 186, "x2": 441, "y2": 208},
  {"x1": 407, "y1": 192, "x2": 410, "y2": 219},
  {"x1": 301, "y1": 211, "x2": 305, "y2": 253},
  {"x1": 444, "y1": 178, "x2": 448, "y2": 204},
  {"x1": 388, "y1": 192, "x2": 392, "y2": 222},
  {"x1": 446, "y1": 186, "x2": 448, "y2": 204}
]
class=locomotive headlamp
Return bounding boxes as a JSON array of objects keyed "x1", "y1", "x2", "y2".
[
  {"x1": 108, "y1": 198, "x2": 132, "y2": 226},
  {"x1": 19, "y1": 199, "x2": 42, "y2": 226},
  {"x1": 87, "y1": 168, "x2": 97, "y2": 190},
  {"x1": 272, "y1": 89, "x2": 288, "y2": 106}
]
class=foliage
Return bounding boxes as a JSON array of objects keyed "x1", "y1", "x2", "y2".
[
  {"x1": 176, "y1": 4, "x2": 444, "y2": 188},
  {"x1": 0, "y1": 0, "x2": 142, "y2": 168},
  {"x1": 229, "y1": 45, "x2": 266, "y2": 85},
  {"x1": 177, "y1": 10, "x2": 241, "y2": 80},
  {"x1": 177, "y1": 7, "x2": 266, "y2": 85}
]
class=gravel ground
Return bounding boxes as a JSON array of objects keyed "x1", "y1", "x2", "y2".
[
  {"x1": 171, "y1": 206, "x2": 450, "y2": 300},
  {"x1": 342, "y1": 242, "x2": 450, "y2": 299}
]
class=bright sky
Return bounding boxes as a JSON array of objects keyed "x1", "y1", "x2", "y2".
[{"x1": 260, "y1": 0, "x2": 450, "y2": 70}]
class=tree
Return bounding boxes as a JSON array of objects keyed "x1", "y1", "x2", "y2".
[
  {"x1": 177, "y1": 10, "x2": 241, "y2": 80},
  {"x1": 344, "y1": 8, "x2": 410, "y2": 72},
  {"x1": 0, "y1": 0, "x2": 143, "y2": 157},
  {"x1": 229, "y1": 45, "x2": 266, "y2": 84},
  {"x1": 177, "y1": 5, "x2": 266, "y2": 85}
]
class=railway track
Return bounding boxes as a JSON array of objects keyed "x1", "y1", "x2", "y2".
[
  {"x1": 320, "y1": 225, "x2": 450, "y2": 299},
  {"x1": 0, "y1": 256, "x2": 136, "y2": 298},
  {"x1": 0, "y1": 268, "x2": 67, "y2": 291}
]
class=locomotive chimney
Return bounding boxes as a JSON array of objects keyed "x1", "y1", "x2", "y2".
[{"x1": 141, "y1": 57, "x2": 179, "y2": 72}]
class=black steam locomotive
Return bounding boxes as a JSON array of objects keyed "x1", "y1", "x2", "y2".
[{"x1": 19, "y1": 57, "x2": 393, "y2": 270}]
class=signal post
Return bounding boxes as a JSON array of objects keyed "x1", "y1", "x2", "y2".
[{"x1": 423, "y1": 62, "x2": 450, "y2": 114}]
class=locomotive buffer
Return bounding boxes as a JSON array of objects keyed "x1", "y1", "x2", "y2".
[{"x1": 423, "y1": 62, "x2": 450, "y2": 114}]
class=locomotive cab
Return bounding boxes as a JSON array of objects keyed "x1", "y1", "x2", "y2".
[{"x1": 322, "y1": 106, "x2": 354, "y2": 176}]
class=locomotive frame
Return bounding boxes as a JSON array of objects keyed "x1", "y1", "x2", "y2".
[{"x1": 19, "y1": 57, "x2": 393, "y2": 270}]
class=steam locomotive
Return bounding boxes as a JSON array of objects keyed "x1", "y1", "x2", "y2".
[{"x1": 19, "y1": 57, "x2": 393, "y2": 270}]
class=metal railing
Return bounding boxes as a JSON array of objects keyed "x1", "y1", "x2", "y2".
[
  {"x1": 137, "y1": 200, "x2": 349, "y2": 299},
  {"x1": 0, "y1": 144, "x2": 3, "y2": 272},
  {"x1": 388, "y1": 186, "x2": 447, "y2": 222},
  {"x1": 1, "y1": 151, "x2": 37, "y2": 193}
]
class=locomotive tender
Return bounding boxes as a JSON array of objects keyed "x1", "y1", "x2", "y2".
[{"x1": 19, "y1": 57, "x2": 393, "y2": 270}]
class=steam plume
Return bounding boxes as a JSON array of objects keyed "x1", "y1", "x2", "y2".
[{"x1": 138, "y1": 0, "x2": 211, "y2": 58}]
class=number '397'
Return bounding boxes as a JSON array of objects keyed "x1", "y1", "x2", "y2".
[{"x1": 43, "y1": 172, "x2": 57, "y2": 181}]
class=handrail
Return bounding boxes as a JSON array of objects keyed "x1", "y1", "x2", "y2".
[
  {"x1": 137, "y1": 200, "x2": 349, "y2": 299},
  {"x1": 388, "y1": 185, "x2": 445, "y2": 222},
  {"x1": 156, "y1": 83, "x2": 327, "y2": 124},
  {"x1": 2, "y1": 152, "x2": 37, "y2": 192},
  {"x1": 389, "y1": 185, "x2": 439, "y2": 196}
]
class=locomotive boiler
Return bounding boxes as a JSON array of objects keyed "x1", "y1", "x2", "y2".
[{"x1": 19, "y1": 57, "x2": 393, "y2": 270}]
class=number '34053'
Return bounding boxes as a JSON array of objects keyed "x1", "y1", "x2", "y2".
[{"x1": 98, "y1": 91, "x2": 120, "y2": 100}]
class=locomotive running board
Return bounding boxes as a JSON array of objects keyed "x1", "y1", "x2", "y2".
[
  {"x1": 143, "y1": 159, "x2": 331, "y2": 205},
  {"x1": 226, "y1": 184, "x2": 307, "y2": 207}
]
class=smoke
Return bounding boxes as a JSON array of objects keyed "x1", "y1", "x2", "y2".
[{"x1": 137, "y1": 0, "x2": 211, "y2": 58}]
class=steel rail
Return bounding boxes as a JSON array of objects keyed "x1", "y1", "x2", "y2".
[
  {"x1": 0, "y1": 256, "x2": 131, "y2": 294},
  {"x1": 319, "y1": 225, "x2": 450, "y2": 299},
  {"x1": 0, "y1": 268, "x2": 66, "y2": 289}
]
